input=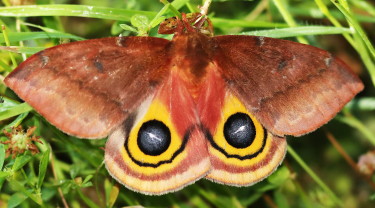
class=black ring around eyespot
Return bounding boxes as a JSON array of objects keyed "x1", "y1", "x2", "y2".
[
  {"x1": 124, "y1": 121, "x2": 193, "y2": 168},
  {"x1": 203, "y1": 124, "x2": 267, "y2": 160}
]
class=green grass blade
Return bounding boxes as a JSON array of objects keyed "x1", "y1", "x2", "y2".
[
  {"x1": 314, "y1": 0, "x2": 375, "y2": 86},
  {"x1": 171, "y1": 0, "x2": 190, "y2": 10},
  {"x1": 0, "y1": 5, "x2": 288, "y2": 30},
  {"x1": 149, "y1": 4, "x2": 170, "y2": 28},
  {"x1": 350, "y1": 0, "x2": 375, "y2": 16},
  {"x1": 0, "y1": 46, "x2": 45, "y2": 54},
  {"x1": 21, "y1": 22, "x2": 67, "y2": 33},
  {"x1": 77, "y1": 189, "x2": 100, "y2": 208},
  {"x1": 2, "y1": 112, "x2": 29, "y2": 130},
  {"x1": 335, "y1": 115, "x2": 375, "y2": 146},
  {"x1": 0, "y1": 59, "x2": 12, "y2": 71},
  {"x1": 0, "y1": 144, "x2": 5, "y2": 170},
  {"x1": 160, "y1": 0, "x2": 181, "y2": 17},
  {"x1": 352, "y1": 27, "x2": 375, "y2": 86},
  {"x1": 211, "y1": 17, "x2": 288, "y2": 29},
  {"x1": 1, "y1": 25, "x2": 17, "y2": 67},
  {"x1": 288, "y1": 7, "x2": 375, "y2": 23},
  {"x1": 272, "y1": 0, "x2": 308, "y2": 44},
  {"x1": 37, "y1": 149, "x2": 50, "y2": 190},
  {"x1": 287, "y1": 146, "x2": 343, "y2": 207},
  {"x1": 0, "y1": 102, "x2": 33, "y2": 121},
  {"x1": 331, "y1": 0, "x2": 375, "y2": 58},
  {"x1": 345, "y1": 97, "x2": 375, "y2": 111},
  {"x1": 240, "y1": 26, "x2": 352, "y2": 38},
  {"x1": 314, "y1": 0, "x2": 356, "y2": 49},
  {"x1": 0, "y1": 32, "x2": 84, "y2": 44},
  {"x1": 0, "y1": 5, "x2": 157, "y2": 21}
]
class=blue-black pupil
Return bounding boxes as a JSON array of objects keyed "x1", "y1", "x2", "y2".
[
  {"x1": 137, "y1": 120, "x2": 171, "y2": 156},
  {"x1": 223, "y1": 113, "x2": 255, "y2": 149}
]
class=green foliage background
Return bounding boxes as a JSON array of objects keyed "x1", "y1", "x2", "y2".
[{"x1": 0, "y1": 0, "x2": 374, "y2": 207}]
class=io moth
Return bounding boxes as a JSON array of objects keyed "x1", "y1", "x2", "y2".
[{"x1": 4, "y1": 13, "x2": 363, "y2": 195}]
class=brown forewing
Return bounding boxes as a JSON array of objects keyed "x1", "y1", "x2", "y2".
[
  {"x1": 4, "y1": 37, "x2": 171, "y2": 138},
  {"x1": 212, "y1": 36, "x2": 364, "y2": 136}
]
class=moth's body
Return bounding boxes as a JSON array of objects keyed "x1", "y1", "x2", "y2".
[
  {"x1": 4, "y1": 14, "x2": 363, "y2": 195},
  {"x1": 166, "y1": 32, "x2": 212, "y2": 100}
]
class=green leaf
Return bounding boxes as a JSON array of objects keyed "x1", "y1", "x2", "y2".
[
  {"x1": 81, "y1": 181, "x2": 93, "y2": 188},
  {"x1": 0, "y1": 177, "x2": 5, "y2": 190},
  {"x1": 70, "y1": 164, "x2": 81, "y2": 179},
  {"x1": 131, "y1": 14, "x2": 149, "y2": 29},
  {"x1": 119, "y1": 24, "x2": 138, "y2": 33},
  {"x1": 267, "y1": 166, "x2": 290, "y2": 186},
  {"x1": 61, "y1": 180, "x2": 73, "y2": 194},
  {"x1": 0, "y1": 97, "x2": 22, "y2": 111},
  {"x1": 0, "y1": 144, "x2": 4, "y2": 170},
  {"x1": 274, "y1": 189, "x2": 290, "y2": 208},
  {"x1": 0, "y1": 171, "x2": 9, "y2": 178},
  {"x1": 41, "y1": 187, "x2": 57, "y2": 201},
  {"x1": 108, "y1": 186, "x2": 119, "y2": 208},
  {"x1": 9, "y1": 180, "x2": 43, "y2": 205},
  {"x1": 0, "y1": 102, "x2": 33, "y2": 121},
  {"x1": 12, "y1": 154, "x2": 33, "y2": 171},
  {"x1": 8, "y1": 192, "x2": 28, "y2": 208},
  {"x1": 37, "y1": 149, "x2": 50, "y2": 189},
  {"x1": 370, "y1": 193, "x2": 375, "y2": 200},
  {"x1": 83, "y1": 174, "x2": 93, "y2": 184},
  {"x1": 130, "y1": 14, "x2": 150, "y2": 36},
  {"x1": 105, "y1": 179, "x2": 119, "y2": 207},
  {"x1": 104, "y1": 179, "x2": 111, "y2": 205}
]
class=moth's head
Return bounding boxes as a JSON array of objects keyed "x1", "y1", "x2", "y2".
[{"x1": 158, "y1": 13, "x2": 214, "y2": 36}]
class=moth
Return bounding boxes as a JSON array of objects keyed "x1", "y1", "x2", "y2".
[{"x1": 4, "y1": 13, "x2": 363, "y2": 195}]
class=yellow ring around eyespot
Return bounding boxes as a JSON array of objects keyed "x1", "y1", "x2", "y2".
[
  {"x1": 126, "y1": 99, "x2": 183, "y2": 164},
  {"x1": 209, "y1": 132, "x2": 272, "y2": 167},
  {"x1": 212, "y1": 93, "x2": 265, "y2": 157}
]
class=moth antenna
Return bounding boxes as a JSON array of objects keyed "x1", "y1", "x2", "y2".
[
  {"x1": 194, "y1": 0, "x2": 213, "y2": 35},
  {"x1": 193, "y1": 14, "x2": 207, "y2": 30}
]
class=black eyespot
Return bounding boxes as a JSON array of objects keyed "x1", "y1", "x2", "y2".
[
  {"x1": 137, "y1": 120, "x2": 171, "y2": 156},
  {"x1": 224, "y1": 113, "x2": 256, "y2": 149}
]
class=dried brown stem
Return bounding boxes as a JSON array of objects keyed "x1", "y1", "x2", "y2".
[
  {"x1": 262, "y1": 194, "x2": 278, "y2": 208},
  {"x1": 50, "y1": 149, "x2": 70, "y2": 208},
  {"x1": 325, "y1": 130, "x2": 375, "y2": 190}
]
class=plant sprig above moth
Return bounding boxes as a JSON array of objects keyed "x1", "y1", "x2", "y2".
[{"x1": 3, "y1": 2, "x2": 363, "y2": 195}]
